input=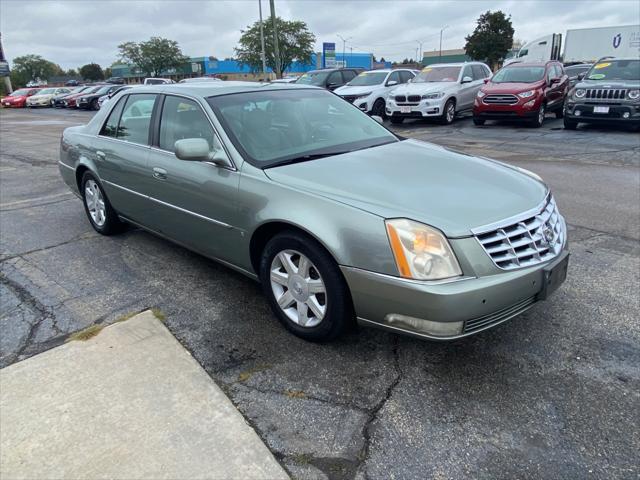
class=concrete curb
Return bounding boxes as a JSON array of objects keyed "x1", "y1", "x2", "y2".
[{"x1": 0, "y1": 310, "x2": 288, "y2": 480}]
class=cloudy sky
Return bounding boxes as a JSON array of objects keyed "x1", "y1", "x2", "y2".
[{"x1": 1, "y1": 0, "x2": 639, "y2": 69}]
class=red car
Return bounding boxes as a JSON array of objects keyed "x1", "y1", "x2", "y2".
[
  {"x1": 473, "y1": 61, "x2": 569, "y2": 127},
  {"x1": 1, "y1": 88, "x2": 41, "y2": 108},
  {"x1": 62, "y1": 85, "x2": 105, "y2": 108}
]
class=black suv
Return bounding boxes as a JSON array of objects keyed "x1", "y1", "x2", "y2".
[
  {"x1": 564, "y1": 57, "x2": 640, "y2": 130},
  {"x1": 295, "y1": 68, "x2": 365, "y2": 90}
]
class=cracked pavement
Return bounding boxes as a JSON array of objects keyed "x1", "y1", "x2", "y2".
[{"x1": 1, "y1": 108, "x2": 639, "y2": 479}]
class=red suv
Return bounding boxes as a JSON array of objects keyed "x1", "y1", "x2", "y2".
[{"x1": 473, "y1": 61, "x2": 569, "y2": 127}]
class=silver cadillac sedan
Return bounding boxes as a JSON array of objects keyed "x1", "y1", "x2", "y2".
[{"x1": 59, "y1": 82, "x2": 568, "y2": 342}]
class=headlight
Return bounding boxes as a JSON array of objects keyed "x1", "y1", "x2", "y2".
[
  {"x1": 385, "y1": 219, "x2": 462, "y2": 281},
  {"x1": 629, "y1": 89, "x2": 639, "y2": 100},
  {"x1": 477, "y1": 91, "x2": 486, "y2": 98},
  {"x1": 518, "y1": 90, "x2": 536, "y2": 98},
  {"x1": 421, "y1": 92, "x2": 445, "y2": 100},
  {"x1": 574, "y1": 89, "x2": 586, "y2": 98}
]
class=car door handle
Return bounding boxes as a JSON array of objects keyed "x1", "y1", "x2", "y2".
[{"x1": 152, "y1": 167, "x2": 167, "y2": 180}]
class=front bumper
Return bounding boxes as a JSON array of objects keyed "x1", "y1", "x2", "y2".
[
  {"x1": 342, "y1": 249, "x2": 569, "y2": 341},
  {"x1": 473, "y1": 96, "x2": 542, "y2": 120},
  {"x1": 565, "y1": 101, "x2": 640, "y2": 124},
  {"x1": 385, "y1": 97, "x2": 447, "y2": 118}
]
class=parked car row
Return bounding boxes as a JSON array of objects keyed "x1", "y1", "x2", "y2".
[{"x1": 325, "y1": 57, "x2": 638, "y2": 130}]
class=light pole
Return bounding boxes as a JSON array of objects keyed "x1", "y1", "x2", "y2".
[
  {"x1": 439, "y1": 25, "x2": 449, "y2": 62},
  {"x1": 416, "y1": 40, "x2": 424, "y2": 64},
  {"x1": 337, "y1": 34, "x2": 352, "y2": 67},
  {"x1": 269, "y1": 0, "x2": 281, "y2": 78},
  {"x1": 258, "y1": 0, "x2": 267, "y2": 78}
]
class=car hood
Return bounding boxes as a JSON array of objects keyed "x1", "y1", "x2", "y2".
[
  {"x1": 264, "y1": 139, "x2": 548, "y2": 238},
  {"x1": 29, "y1": 94, "x2": 54, "y2": 100},
  {"x1": 482, "y1": 81, "x2": 545, "y2": 94},
  {"x1": 334, "y1": 85, "x2": 381, "y2": 96},
  {"x1": 390, "y1": 81, "x2": 455, "y2": 95},
  {"x1": 2, "y1": 95, "x2": 26, "y2": 101},
  {"x1": 574, "y1": 79, "x2": 640, "y2": 89}
]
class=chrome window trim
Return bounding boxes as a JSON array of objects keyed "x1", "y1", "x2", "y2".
[
  {"x1": 470, "y1": 192, "x2": 551, "y2": 236},
  {"x1": 97, "y1": 134, "x2": 153, "y2": 151},
  {"x1": 102, "y1": 179, "x2": 237, "y2": 230}
]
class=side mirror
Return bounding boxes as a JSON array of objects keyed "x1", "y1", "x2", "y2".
[
  {"x1": 175, "y1": 138, "x2": 211, "y2": 161},
  {"x1": 327, "y1": 82, "x2": 339, "y2": 90},
  {"x1": 461, "y1": 76, "x2": 473, "y2": 84},
  {"x1": 371, "y1": 115, "x2": 384, "y2": 124},
  {"x1": 550, "y1": 77, "x2": 561, "y2": 84},
  {"x1": 577, "y1": 72, "x2": 586, "y2": 80},
  {"x1": 386, "y1": 80, "x2": 398, "y2": 87},
  {"x1": 483, "y1": 78, "x2": 490, "y2": 84}
]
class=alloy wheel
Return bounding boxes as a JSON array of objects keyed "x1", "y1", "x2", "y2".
[
  {"x1": 446, "y1": 102, "x2": 455, "y2": 123},
  {"x1": 270, "y1": 249, "x2": 327, "y2": 327},
  {"x1": 84, "y1": 179, "x2": 106, "y2": 227},
  {"x1": 538, "y1": 105, "x2": 545, "y2": 125}
]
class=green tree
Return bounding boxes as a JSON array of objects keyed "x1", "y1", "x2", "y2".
[
  {"x1": 11, "y1": 54, "x2": 56, "y2": 83},
  {"x1": 464, "y1": 10, "x2": 514, "y2": 70},
  {"x1": 104, "y1": 67, "x2": 112, "y2": 78},
  {"x1": 66, "y1": 68, "x2": 78, "y2": 77},
  {"x1": 118, "y1": 37, "x2": 188, "y2": 77},
  {"x1": 79, "y1": 63, "x2": 104, "y2": 81},
  {"x1": 235, "y1": 17, "x2": 315, "y2": 77}
]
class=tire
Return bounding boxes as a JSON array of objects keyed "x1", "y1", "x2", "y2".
[
  {"x1": 91, "y1": 99, "x2": 99, "y2": 110},
  {"x1": 473, "y1": 117, "x2": 486, "y2": 126},
  {"x1": 371, "y1": 98, "x2": 385, "y2": 118},
  {"x1": 555, "y1": 104, "x2": 564, "y2": 119},
  {"x1": 390, "y1": 116, "x2": 404, "y2": 124},
  {"x1": 530, "y1": 103, "x2": 546, "y2": 128},
  {"x1": 439, "y1": 98, "x2": 456, "y2": 125},
  {"x1": 81, "y1": 171, "x2": 123, "y2": 235},
  {"x1": 563, "y1": 118, "x2": 578, "y2": 130},
  {"x1": 259, "y1": 231, "x2": 353, "y2": 342}
]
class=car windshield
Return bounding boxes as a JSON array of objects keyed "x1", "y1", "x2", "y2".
[
  {"x1": 10, "y1": 89, "x2": 31, "y2": 96},
  {"x1": 586, "y1": 59, "x2": 640, "y2": 81},
  {"x1": 295, "y1": 71, "x2": 330, "y2": 86},
  {"x1": 38, "y1": 88, "x2": 55, "y2": 95},
  {"x1": 207, "y1": 89, "x2": 398, "y2": 167},
  {"x1": 565, "y1": 65, "x2": 591, "y2": 76},
  {"x1": 347, "y1": 71, "x2": 388, "y2": 86},
  {"x1": 145, "y1": 79, "x2": 166, "y2": 85},
  {"x1": 491, "y1": 66, "x2": 545, "y2": 83},
  {"x1": 413, "y1": 66, "x2": 461, "y2": 83},
  {"x1": 95, "y1": 86, "x2": 111, "y2": 95}
]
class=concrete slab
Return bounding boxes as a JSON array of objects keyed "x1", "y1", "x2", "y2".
[{"x1": 0, "y1": 311, "x2": 288, "y2": 480}]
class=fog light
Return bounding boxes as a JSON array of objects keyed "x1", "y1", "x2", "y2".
[
  {"x1": 524, "y1": 99, "x2": 536, "y2": 108},
  {"x1": 575, "y1": 110, "x2": 581, "y2": 116},
  {"x1": 623, "y1": 112, "x2": 630, "y2": 119},
  {"x1": 384, "y1": 314, "x2": 463, "y2": 337}
]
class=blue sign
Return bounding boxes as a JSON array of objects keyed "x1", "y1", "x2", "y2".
[{"x1": 322, "y1": 42, "x2": 336, "y2": 68}]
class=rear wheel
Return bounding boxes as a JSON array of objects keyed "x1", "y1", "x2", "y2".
[
  {"x1": 259, "y1": 231, "x2": 353, "y2": 342},
  {"x1": 371, "y1": 98, "x2": 385, "y2": 118},
  {"x1": 473, "y1": 117, "x2": 486, "y2": 126},
  {"x1": 531, "y1": 103, "x2": 546, "y2": 128},
  {"x1": 81, "y1": 171, "x2": 124, "y2": 235},
  {"x1": 439, "y1": 99, "x2": 456, "y2": 125},
  {"x1": 390, "y1": 116, "x2": 404, "y2": 124},
  {"x1": 564, "y1": 118, "x2": 578, "y2": 130}
]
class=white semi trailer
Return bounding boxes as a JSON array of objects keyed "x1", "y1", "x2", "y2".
[{"x1": 508, "y1": 24, "x2": 640, "y2": 65}]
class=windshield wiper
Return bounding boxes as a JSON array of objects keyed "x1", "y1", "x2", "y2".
[{"x1": 267, "y1": 151, "x2": 352, "y2": 168}]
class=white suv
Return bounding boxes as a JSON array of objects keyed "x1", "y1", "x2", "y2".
[
  {"x1": 334, "y1": 69, "x2": 417, "y2": 117},
  {"x1": 386, "y1": 62, "x2": 492, "y2": 124}
]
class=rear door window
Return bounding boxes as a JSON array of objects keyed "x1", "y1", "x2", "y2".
[
  {"x1": 117, "y1": 94, "x2": 157, "y2": 145},
  {"x1": 100, "y1": 97, "x2": 126, "y2": 138}
]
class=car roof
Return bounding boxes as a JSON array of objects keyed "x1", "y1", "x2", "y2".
[
  {"x1": 306, "y1": 67, "x2": 363, "y2": 73},
  {"x1": 424, "y1": 62, "x2": 486, "y2": 67},
  {"x1": 121, "y1": 81, "x2": 326, "y2": 98}
]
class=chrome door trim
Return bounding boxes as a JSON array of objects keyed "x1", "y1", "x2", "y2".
[
  {"x1": 58, "y1": 160, "x2": 75, "y2": 171},
  {"x1": 102, "y1": 179, "x2": 238, "y2": 230}
]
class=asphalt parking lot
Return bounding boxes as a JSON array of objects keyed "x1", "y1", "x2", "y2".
[{"x1": 1, "y1": 107, "x2": 639, "y2": 479}]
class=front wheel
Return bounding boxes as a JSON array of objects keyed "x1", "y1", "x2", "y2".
[
  {"x1": 81, "y1": 171, "x2": 124, "y2": 235},
  {"x1": 259, "y1": 232, "x2": 353, "y2": 342},
  {"x1": 371, "y1": 98, "x2": 385, "y2": 118},
  {"x1": 555, "y1": 105, "x2": 564, "y2": 118},
  {"x1": 531, "y1": 103, "x2": 546, "y2": 128},
  {"x1": 473, "y1": 117, "x2": 486, "y2": 126},
  {"x1": 439, "y1": 99, "x2": 456, "y2": 125},
  {"x1": 564, "y1": 118, "x2": 578, "y2": 130}
]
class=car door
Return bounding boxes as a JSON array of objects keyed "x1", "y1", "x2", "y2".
[
  {"x1": 458, "y1": 65, "x2": 477, "y2": 109},
  {"x1": 145, "y1": 94, "x2": 241, "y2": 261},
  {"x1": 93, "y1": 93, "x2": 157, "y2": 223},
  {"x1": 545, "y1": 65, "x2": 563, "y2": 108}
]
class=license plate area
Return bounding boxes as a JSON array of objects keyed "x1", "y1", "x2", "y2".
[
  {"x1": 593, "y1": 106, "x2": 610, "y2": 114},
  {"x1": 400, "y1": 106, "x2": 412, "y2": 113},
  {"x1": 537, "y1": 251, "x2": 569, "y2": 300}
]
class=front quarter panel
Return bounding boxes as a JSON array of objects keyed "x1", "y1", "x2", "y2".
[
  {"x1": 59, "y1": 126, "x2": 97, "y2": 195},
  {"x1": 237, "y1": 162, "x2": 399, "y2": 276}
]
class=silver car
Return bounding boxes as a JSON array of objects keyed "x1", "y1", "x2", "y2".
[
  {"x1": 58, "y1": 83, "x2": 568, "y2": 342},
  {"x1": 386, "y1": 62, "x2": 492, "y2": 124}
]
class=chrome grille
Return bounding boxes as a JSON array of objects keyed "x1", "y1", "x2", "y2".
[
  {"x1": 475, "y1": 196, "x2": 565, "y2": 270},
  {"x1": 395, "y1": 95, "x2": 406, "y2": 102},
  {"x1": 483, "y1": 94, "x2": 518, "y2": 105},
  {"x1": 585, "y1": 89, "x2": 627, "y2": 100},
  {"x1": 407, "y1": 95, "x2": 421, "y2": 103}
]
